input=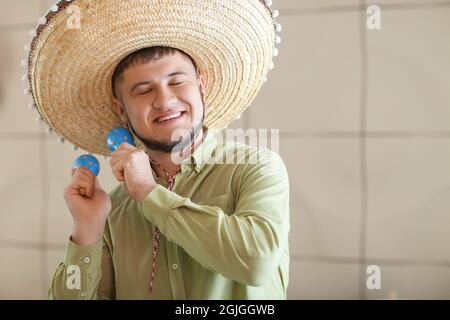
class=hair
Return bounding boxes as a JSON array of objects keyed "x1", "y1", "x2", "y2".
[{"x1": 111, "y1": 46, "x2": 199, "y2": 99}]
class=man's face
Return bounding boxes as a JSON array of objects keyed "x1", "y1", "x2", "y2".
[{"x1": 113, "y1": 51, "x2": 206, "y2": 153}]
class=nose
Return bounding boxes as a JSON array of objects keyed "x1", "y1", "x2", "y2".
[{"x1": 152, "y1": 85, "x2": 177, "y2": 110}]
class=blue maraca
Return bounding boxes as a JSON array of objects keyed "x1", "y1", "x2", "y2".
[
  {"x1": 72, "y1": 126, "x2": 134, "y2": 196},
  {"x1": 72, "y1": 154, "x2": 100, "y2": 176},
  {"x1": 72, "y1": 154, "x2": 100, "y2": 197},
  {"x1": 106, "y1": 126, "x2": 135, "y2": 151}
]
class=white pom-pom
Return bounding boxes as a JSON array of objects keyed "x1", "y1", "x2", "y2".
[
  {"x1": 272, "y1": 10, "x2": 279, "y2": 18},
  {"x1": 50, "y1": 4, "x2": 58, "y2": 12},
  {"x1": 268, "y1": 61, "x2": 274, "y2": 70},
  {"x1": 264, "y1": 0, "x2": 273, "y2": 6},
  {"x1": 263, "y1": 76, "x2": 268, "y2": 83},
  {"x1": 29, "y1": 30, "x2": 37, "y2": 37},
  {"x1": 24, "y1": 44, "x2": 31, "y2": 52},
  {"x1": 275, "y1": 23, "x2": 282, "y2": 32},
  {"x1": 35, "y1": 115, "x2": 43, "y2": 123},
  {"x1": 275, "y1": 36, "x2": 282, "y2": 44},
  {"x1": 273, "y1": 48, "x2": 279, "y2": 57},
  {"x1": 57, "y1": 137, "x2": 65, "y2": 144},
  {"x1": 20, "y1": 59, "x2": 27, "y2": 68},
  {"x1": 28, "y1": 102, "x2": 35, "y2": 109},
  {"x1": 72, "y1": 145, "x2": 78, "y2": 151},
  {"x1": 235, "y1": 114, "x2": 242, "y2": 120},
  {"x1": 22, "y1": 74, "x2": 28, "y2": 82},
  {"x1": 38, "y1": 17, "x2": 47, "y2": 25},
  {"x1": 45, "y1": 126, "x2": 53, "y2": 134},
  {"x1": 24, "y1": 87, "x2": 31, "y2": 95}
]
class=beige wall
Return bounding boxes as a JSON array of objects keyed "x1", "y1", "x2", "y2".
[{"x1": 1, "y1": 0, "x2": 450, "y2": 299}]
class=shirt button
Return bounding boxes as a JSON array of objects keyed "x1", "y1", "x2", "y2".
[
  {"x1": 83, "y1": 256, "x2": 90, "y2": 264},
  {"x1": 80, "y1": 291, "x2": 86, "y2": 297},
  {"x1": 172, "y1": 263, "x2": 178, "y2": 270}
]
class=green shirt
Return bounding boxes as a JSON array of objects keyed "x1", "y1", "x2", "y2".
[{"x1": 48, "y1": 129, "x2": 290, "y2": 299}]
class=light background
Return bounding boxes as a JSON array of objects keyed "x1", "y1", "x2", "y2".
[{"x1": 1, "y1": 0, "x2": 450, "y2": 299}]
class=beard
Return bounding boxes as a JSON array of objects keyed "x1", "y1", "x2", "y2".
[{"x1": 125, "y1": 106, "x2": 205, "y2": 154}]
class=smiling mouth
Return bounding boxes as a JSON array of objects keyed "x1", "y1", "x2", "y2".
[{"x1": 154, "y1": 111, "x2": 186, "y2": 124}]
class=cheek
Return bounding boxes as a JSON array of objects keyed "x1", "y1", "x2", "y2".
[
  {"x1": 123, "y1": 102, "x2": 151, "y2": 126},
  {"x1": 183, "y1": 91, "x2": 203, "y2": 115},
  {"x1": 189, "y1": 101, "x2": 204, "y2": 120}
]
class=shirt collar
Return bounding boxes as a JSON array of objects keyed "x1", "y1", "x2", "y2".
[{"x1": 181, "y1": 127, "x2": 218, "y2": 173}]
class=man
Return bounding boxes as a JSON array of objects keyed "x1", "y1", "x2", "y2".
[{"x1": 24, "y1": 0, "x2": 288, "y2": 299}]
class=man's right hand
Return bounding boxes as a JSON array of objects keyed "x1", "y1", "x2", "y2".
[{"x1": 63, "y1": 166, "x2": 112, "y2": 246}]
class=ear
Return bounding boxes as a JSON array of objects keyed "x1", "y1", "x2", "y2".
[{"x1": 113, "y1": 97, "x2": 127, "y2": 123}]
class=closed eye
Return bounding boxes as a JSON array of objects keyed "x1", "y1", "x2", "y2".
[{"x1": 137, "y1": 88, "x2": 153, "y2": 95}]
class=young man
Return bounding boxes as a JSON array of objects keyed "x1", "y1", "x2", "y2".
[{"x1": 24, "y1": 0, "x2": 288, "y2": 299}]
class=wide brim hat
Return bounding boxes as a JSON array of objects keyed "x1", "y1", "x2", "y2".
[{"x1": 22, "y1": 0, "x2": 282, "y2": 156}]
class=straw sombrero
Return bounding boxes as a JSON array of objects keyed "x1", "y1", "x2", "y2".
[{"x1": 22, "y1": 0, "x2": 282, "y2": 156}]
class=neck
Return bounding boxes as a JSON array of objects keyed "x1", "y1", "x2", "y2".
[{"x1": 146, "y1": 127, "x2": 205, "y2": 178}]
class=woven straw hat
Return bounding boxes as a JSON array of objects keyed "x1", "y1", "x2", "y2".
[{"x1": 22, "y1": 0, "x2": 282, "y2": 156}]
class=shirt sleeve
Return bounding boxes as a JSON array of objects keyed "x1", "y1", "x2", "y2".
[
  {"x1": 139, "y1": 150, "x2": 290, "y2": 287},
  {"x1": 47, "y1": 221, "x2": 116, "y2": 300}
]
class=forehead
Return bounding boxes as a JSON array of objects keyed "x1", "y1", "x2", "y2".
[{"x1": 124, "y1": 51, "x2": 196, "y2": 78}]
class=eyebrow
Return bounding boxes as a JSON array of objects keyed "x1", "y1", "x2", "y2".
[{"x1": 129, "y1": 71, "x2": 189, "y2": 93}]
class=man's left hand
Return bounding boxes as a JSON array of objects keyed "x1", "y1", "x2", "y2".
[{"x1": 109, "y1": 142, "x2": 156, "y2": 202}]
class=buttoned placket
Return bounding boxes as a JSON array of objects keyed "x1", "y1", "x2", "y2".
[
  {"x1": 152, "y1": 171, "x2": 187, "y2": 299},
  {"x1": 165, "y1": 174, "x2": 186, "y2": 299},
  {"x1": 149, "y1": 162, "x2": 193, "y2": 297}
]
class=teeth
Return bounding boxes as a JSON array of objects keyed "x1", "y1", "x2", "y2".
[{"x1": 157, "y1": 112, "x2": 182, "y2": 122}]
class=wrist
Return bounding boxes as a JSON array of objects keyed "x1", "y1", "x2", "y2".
[
  {"x1": 137, "y1": 183, "x2": 156, "y2": 203},
  {"x1": 71, "y1": 220, "x2": 106, "y2": 246}
]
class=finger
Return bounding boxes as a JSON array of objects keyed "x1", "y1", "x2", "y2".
[
  {"x1": 79, "y1": 186, "x2": 86, "y2": 197},
  {"x1": 72, "y1": 166, "x2": 96, "y2": 180},
  {"x1": 112, "y1": 167, "x2": 125, "y2": 182},
  {"x1": 110, "y1": 142, "x2": 140, "y2": 158},
  {"x1": 76, "y1": 175, "x2": 97, "y2": 188},
  {"x1": 111, "y1": 161, "x2": 125, "y2": 182},
  {"x1": 79, "y1": 176, "x2": 95, "y2": 198},
  {"x1": 111, "y1": 144, "x2": 132, "y2": 154},
  {"x1": 111, "y1": 143, "x2": 138, "y2": 159},
  {"x1": 117, "y1": 141, "x2": 136, "y2": 150},
  {"x1": 69, "y1": 182, "x2": 91, "y2": 198},
  {"x1": 109, "y1": 148, "x2": 131, "y2": 167},
  {"x1": 71, "y1": 172, "x2": 95, "y2": 198}
]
